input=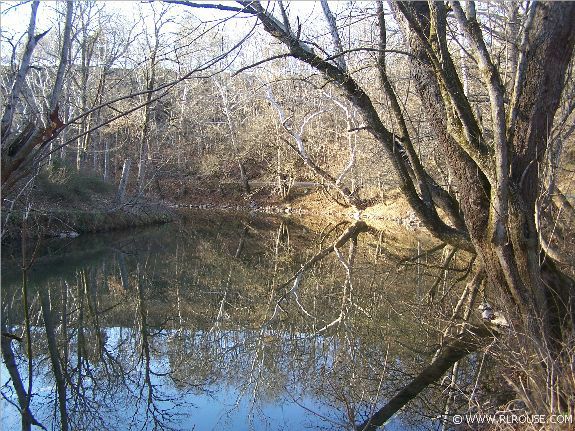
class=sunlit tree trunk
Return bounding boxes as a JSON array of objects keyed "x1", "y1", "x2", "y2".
[{"x1": 116, "y1": 158, "x2": 131, "y2": 203}]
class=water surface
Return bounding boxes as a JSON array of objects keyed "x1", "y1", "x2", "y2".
[{"x1": 1, "y1": 212, "x2": 459, "y2": 430}]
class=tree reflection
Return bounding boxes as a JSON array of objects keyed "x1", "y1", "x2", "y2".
[
  {"x1": 1, "y1": 322, "x2": 44, "y2": 431},
  {"x1": 38, "y1": 287, "x2": 68, "y2": 431},
  {"x1": 1, "y1": 214, "x2": 505, "y2": 430}
]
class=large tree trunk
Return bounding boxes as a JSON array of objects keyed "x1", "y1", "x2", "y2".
[{"x1": 397, "y1": 1, "x2": 575, "y2": 413}]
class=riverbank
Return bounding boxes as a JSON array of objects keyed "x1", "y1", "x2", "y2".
[
  {"x1": 171, "y1": 180, "x2": 425, "y2": 229},
  {"x1": 1, "y1": 163, "x2": 175, "y2": 242},
  {"x1": 3, "y1": 171, "x2": 439, "y2": 252},
  {"x1": 2, "y1": 200, "x2": 175, "y2": 241},
  {"x1": 1, "y1": 168, "x2": 425, "y2": 247}
]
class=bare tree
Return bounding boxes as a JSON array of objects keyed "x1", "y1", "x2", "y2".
[
  {"x1": 1, "y1": 0, "x2": 73, "y2": 193},
  {"x1": 172, "y1": 0, "x2": 575, "y2": 421}
]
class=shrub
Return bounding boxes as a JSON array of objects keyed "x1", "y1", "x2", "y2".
[{"x1": 36, "y1": 160, "x2": 114, "y2": 203}]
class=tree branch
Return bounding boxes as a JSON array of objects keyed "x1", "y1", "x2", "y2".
[
  {"x1": 162, "y1": 0, "x2": 245, "y2": 12},
  {"x1": 451, "y1": 1, "x2": 509, "y2": 245},
  {"x1": 240, "y1": 0, "x2": 472, "y2": 250},
  {"x1": 356, "y1": 325, "x2": 495, "y2": 431}
]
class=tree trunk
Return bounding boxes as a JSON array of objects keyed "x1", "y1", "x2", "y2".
[
  {"x1": 0, "y1": 0, "x2": 42, "y2": 141},
  {"x1": 238, "y1": 161, "x2": 250, "y2": 193},
  {"x1": 116, "y1": 158, "x2": 131, "y2": 203},
  {"x1": 357, "y1": 326, "x2": 493, "y2": 431},
  {"x1": 1, "y1": 0, "x2": 72, "y2": 195},
  {"x1": 397, "y1": 0, "x2": 575, "y2": 413}
]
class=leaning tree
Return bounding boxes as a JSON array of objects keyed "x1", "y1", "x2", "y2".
[{"x1": 168, "y1": 0, "x2": 575, "y2": 423}]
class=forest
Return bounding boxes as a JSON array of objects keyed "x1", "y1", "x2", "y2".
[{"x1": 1, "y1": 1, "x2": 575, "y2": 430}]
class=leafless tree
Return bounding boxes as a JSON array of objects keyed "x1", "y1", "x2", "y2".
[{"x1": 172, "y1": 0, "x2": 575, "y2": 423}]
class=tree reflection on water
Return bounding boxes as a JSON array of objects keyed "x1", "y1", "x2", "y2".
[{"x1": 1, "y1": 212, "x2": 496, "y2": 430}]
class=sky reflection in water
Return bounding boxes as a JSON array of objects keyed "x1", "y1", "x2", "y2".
[{"x1": 1, "y1": 213, "x2": 430, "y2": 430}]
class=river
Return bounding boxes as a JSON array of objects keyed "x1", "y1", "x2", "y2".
[{"x1": 1, "y1": 211, "x2": 478, "y2": 431}]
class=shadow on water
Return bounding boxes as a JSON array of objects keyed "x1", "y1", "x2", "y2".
[{"x1": 1, "y1": 211, "x2": 490, "y2": 430}]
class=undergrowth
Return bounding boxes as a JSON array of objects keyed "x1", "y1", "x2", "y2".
[{"x1": 36, "y1": 160, "x2": 114, "y2": 203}]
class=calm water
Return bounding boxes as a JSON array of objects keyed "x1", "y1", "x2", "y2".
[{"x1": 1, "y1": 211, "x2": 464, "y2": 430}]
